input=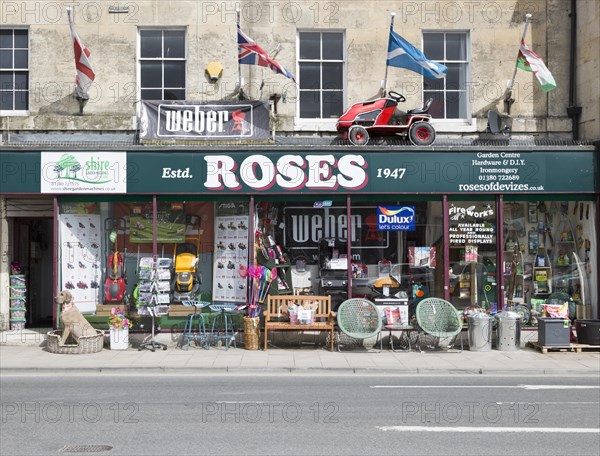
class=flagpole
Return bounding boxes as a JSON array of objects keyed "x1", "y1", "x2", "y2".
[
  {"x1": 236, "y1": 7, "x2": 242, "y2": 99},
  {"x1": 505, "y1": 13, "x2": 532, "y2": 113},
  {"x1": 381, "y1": 12, "x2": 395, "y2": 97}
]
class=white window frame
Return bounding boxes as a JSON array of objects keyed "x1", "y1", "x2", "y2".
[
  {"x1": 137, "y1": 27, "x2": 187, "y2": 108},
  {"x1": 0, "y1": 27, "x2": 29, "y2": 116},
  {"x1": 295, "y1": 29, "x2": 346, "y2": 132},
  {"x1": 422, "y1": 30, "x2": 475, "y2": 132}
]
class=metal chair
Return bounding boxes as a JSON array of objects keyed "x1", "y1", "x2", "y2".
[
  {"x1": 415, "y1": 298, "x2": 463, "y2": 351},
  {"x1": 336, "y1": 298, "x2": 383, "y2": 351},
  {"x1": 209, "y1": 304, "x2": 238, "y2": 350},
  {"x1": 179, "y1": 301, "x2": 210, "y2": 350}
]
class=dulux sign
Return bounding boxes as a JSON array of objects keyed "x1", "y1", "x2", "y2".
[{"x1": 377, "y1": 206, "x2": 416, "y2": 231}]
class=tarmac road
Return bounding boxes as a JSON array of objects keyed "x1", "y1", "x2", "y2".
[{"x1": 1, "y1": 374, "x2": 599, "y2": 456}]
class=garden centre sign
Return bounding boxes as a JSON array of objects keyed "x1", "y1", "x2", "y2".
[{"x1": 0, "y1": 149, "x2": 597, "y2": 194}]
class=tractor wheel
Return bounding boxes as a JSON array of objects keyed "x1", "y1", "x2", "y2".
[
  {"x1": 409, "y1": 122, "x2": 436, "y2": 146},
  {"x1": 348, "y1": 125, "x2": 369, "y2": 146}
]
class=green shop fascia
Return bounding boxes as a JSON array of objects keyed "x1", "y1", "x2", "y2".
[{"x1": 1, "y1": 147, "x2": 598, "y2": 330}]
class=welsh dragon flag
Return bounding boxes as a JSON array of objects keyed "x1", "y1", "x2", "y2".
[{"x1": 517, "y1": 39, "x2": 556, "y2": 92}]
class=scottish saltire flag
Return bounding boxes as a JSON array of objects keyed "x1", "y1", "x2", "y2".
[
  {"x1": 238, "y1": 26, "x2": 296, "y2": 82},
  {"x1": 517, "y1": 39, "x2": 556, "y2": 92},
  {"x1": 387, "y1": 26, "x2": 447, "y2": 79},
  {"x1": 67, "y1": 9, "x2": 95, "y2": 99}
]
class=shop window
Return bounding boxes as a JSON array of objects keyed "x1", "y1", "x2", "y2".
[
  {"x1": 56, "y1": 201, "x2": 214, "y2": 313},
  {"x1": 254, "y1": 200, "x2": 443, "y2": 313},
  {"x1": 350, "y1": 201, "x2": 443, "y2": 320},
  {"x1": 503, "y1": 201, "x2": 597, "y2": 325},
  {"x1": 448, "y1": 201, "x2": 497, "y2": 312},
  {"x1": 423, "y1": 31, "x2": 469, "y2": 122},
  {"x1": 0, "y1": 28, "x2": 29, "y2": 113},
  {"x1": 139, "y1": 29, "x2": 186, "y2": 101},
  {"x1": 297, "y1": 31, "x2": 345, "y2": 121}
]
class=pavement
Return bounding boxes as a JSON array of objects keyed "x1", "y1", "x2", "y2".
[{"x1": 1, "y1": 327, "x2": 599, "y2": 376}]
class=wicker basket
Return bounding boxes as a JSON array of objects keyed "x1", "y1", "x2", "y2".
[
  {"x1": 243, "y1": 317, "x2": 260, "y2": 350},
  {"x1": 46, "y1": 329, "x2": 104, "y2": 354}
]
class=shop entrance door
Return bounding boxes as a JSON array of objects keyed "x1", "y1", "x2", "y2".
[{"x1": 13, "y1": 218, "x2": 54, "y2": 327}]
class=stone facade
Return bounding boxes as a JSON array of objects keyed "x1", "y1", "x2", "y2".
[
  {"x1": 0, "y1": 0, "x2": 596, "y2": 139},
  {"x1": 576, "y1": 0, "x2": 600, "y2": 140}
]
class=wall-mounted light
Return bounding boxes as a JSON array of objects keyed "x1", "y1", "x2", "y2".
[
  {"x1": 205, "y1": 61, "x2": 223, "y2": 82},
  {"x1": 108, "y1": 6, "x2": 130, "y2": 14}
]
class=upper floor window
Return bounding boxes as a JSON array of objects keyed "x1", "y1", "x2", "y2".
[
  {"x1": 0, "y1": 28, "x2": 28, "y2": 113},
  {"x1": 423, "y1": 32, "x2": 469, "y2": 120},
  {"x1": 298, "y1": 31, "x2": 344, "y2": 119},
  {"x1": 139, "y1": 29, "x2": 186, "y2": 101}
]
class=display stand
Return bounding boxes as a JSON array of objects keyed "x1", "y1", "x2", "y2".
[
  {"x1": 504, "y1": 248, "x2": 524, "y2": 306},
  {"x1": 256, "y1": 249, "x2": 293, "y2": 296},
  {"x1": 137, "y1": 257, "x2": 172, "y2": 306},
  {"x1": 138, "y1": 306, "x2": 168, "y2": 352},
  {"x1": 532, "y1": 247, "x2": 552, "y2": 297},
  {"x1": 553, "y1": 239, "x2": 579, "y2": 298}
]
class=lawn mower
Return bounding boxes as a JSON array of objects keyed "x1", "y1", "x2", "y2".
[
  {"x1": 172, "y1": 231, "x2": 202, "y2": 302},
  {"x1": 103, "y1": 217, "x2": 128, "y2": 304},
  {"x1": 336, "y1": 91, "x2": 436, "y2": 146}
]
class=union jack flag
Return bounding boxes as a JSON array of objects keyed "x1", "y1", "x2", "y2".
[
  {"x1": 238, "y1": 26, "x2": 296, "y2": 82},
  {"x1": 67, "y1": 8, "x2": 95, "y2": 100}
]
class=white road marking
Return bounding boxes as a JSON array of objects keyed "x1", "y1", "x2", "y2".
[
  {"x1": 519, "y1": 385, "x2": 600, "y2": 390},
  {"x1": 496, "y1": 401, "x2": 599, "y2": 405},
  {"x1": 377, "y1": 426, "x2": 600, "y2": 433},
  {"x1": 370, "y1": 385, "x2": 599, "y2": 389}
]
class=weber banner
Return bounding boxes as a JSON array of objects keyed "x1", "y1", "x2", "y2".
[{"x1": 139, "y1": 100, "x2": 270, "y2": 140}]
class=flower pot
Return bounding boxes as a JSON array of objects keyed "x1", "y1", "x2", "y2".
[
  {"x1": 109, "y1": 327, "x2": 129, "y2": 350},
  {"x1": 243, "y1": 317, "x2": 260, "y2": 350}
]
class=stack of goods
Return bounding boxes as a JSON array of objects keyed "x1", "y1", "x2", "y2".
[
  {"x1": 9, "y1": 271, "x2": 27, "y2": 330},
  {"x1": 287, "y1": 301, "x2": 319, "y2": 325}
]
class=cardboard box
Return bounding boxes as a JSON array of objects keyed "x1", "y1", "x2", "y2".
[
  {"x1": 96, "y1": 305, "x2": 129, "y2": 317},
  {"x1": 375, "y1": 298, "x2": 409, "y2": 325},
  {"x1": 168, "y1": 305, "x2": 196, "y2": 317}
]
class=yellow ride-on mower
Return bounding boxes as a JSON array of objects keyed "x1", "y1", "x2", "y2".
[{"x1": 172, "y1": 233, "x2": 202, "y2": 302}]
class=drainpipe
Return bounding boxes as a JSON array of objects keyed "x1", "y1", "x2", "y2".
[{"x1": 567, "y1": 0, "x2": 582, "y2": 140}]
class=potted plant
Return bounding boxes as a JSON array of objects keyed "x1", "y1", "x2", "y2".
[{"x1": 107, "y1": 306, "x2": 131, "y2": 350}]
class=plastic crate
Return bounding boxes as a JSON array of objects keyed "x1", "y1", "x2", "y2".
[
  {"x1": 10, "y1": 319, "x2": 26, "y2": 330},
  {"x1": 537, "y1": 317, "x2": 570, "y2": 346},
  {"x1": 9, "y1": 286, "x2": 27, "y2": 298},
  {"x1": 10, "y1": 308, "x2": 26, "y2": 319},
  {"x1": 10, "y1": 275, "x2": 26, "y2": 286},
  {"x1": 9, "y1": 297, "x2": 26, "y2": 308}
]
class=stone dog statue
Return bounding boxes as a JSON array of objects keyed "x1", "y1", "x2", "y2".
[{"x1": 55, "y1": 290, "x2": 95, "y2": 346}]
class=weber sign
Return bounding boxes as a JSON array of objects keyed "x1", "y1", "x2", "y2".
[{"x1": 139, "y1": 100, "x2": 270, "y2": 140}]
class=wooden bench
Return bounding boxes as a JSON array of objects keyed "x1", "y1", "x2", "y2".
[{"x1": 264, "y1": 295, "x2": 335, "y2": 351}]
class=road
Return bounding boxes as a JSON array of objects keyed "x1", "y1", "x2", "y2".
[{"x1": 1, "y1": 374, "x2": 599, "y2": 455}]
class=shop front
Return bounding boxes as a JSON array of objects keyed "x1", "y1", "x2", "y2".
[{"x1": 1, "y1": 147, "x2": 598, "y2": 335}]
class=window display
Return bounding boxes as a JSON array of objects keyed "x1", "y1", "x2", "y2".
[
  {"x1": 448, "y1": 201, "x2": 497, "y2": 313},
  {"x1": 57, "y1": 200, "x2": 213, "y2": 316},
  {"x1": 503, "y1": 200, "x2": 595, "y2": 324},
  {"x1": 58, "y1": 204, "x2": 104, "y2": 312},
  {"x1": 213, "y1": 202, "x2": 249, "y2": 306}
]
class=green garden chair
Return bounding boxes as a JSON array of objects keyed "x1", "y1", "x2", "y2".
[
  {"x1": 415, "y1": 297, "x2": 463, "y2": 351},
  {"x1": 336, "y1": 298, "x2": 383, "y2": 351}
]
